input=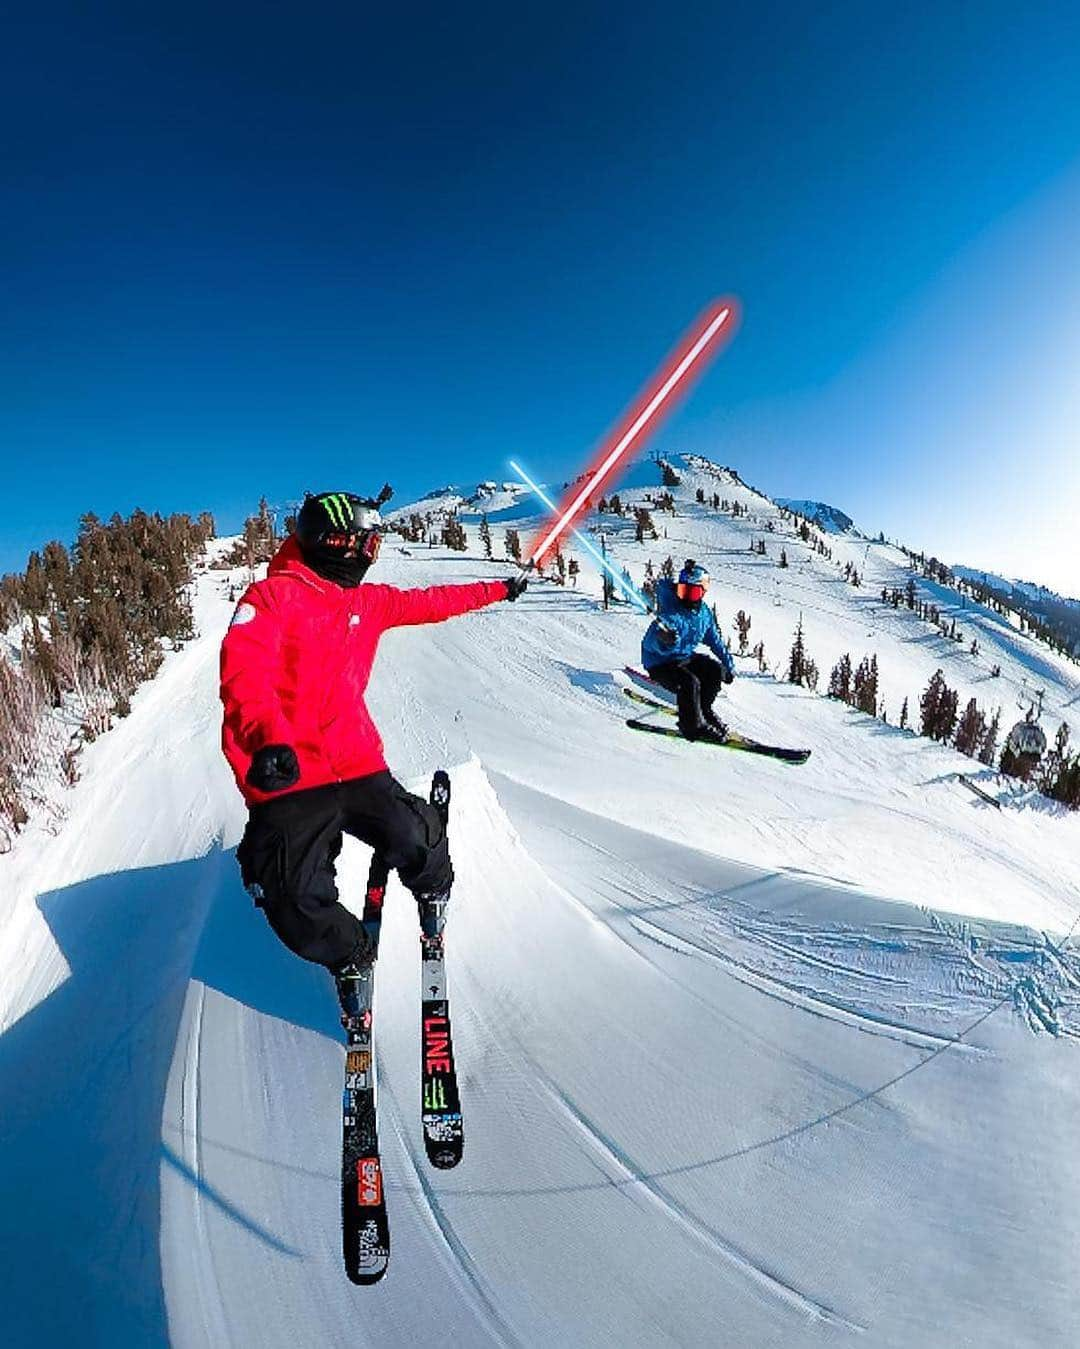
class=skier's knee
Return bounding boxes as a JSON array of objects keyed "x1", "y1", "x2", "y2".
[
  {"x1": 386, "y1": 786, "x2": 452, "y2": 895},
  {"x1": 404, "y1": 835, "x2": 453, "y2": 898},
  {"x1": 262, "y1": 887, "x2": 362, "y2": 969}
]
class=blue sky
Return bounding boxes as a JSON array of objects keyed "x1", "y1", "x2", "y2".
[{"x1": 3, "y1": 1, "x2": 1079, "y2": 591}]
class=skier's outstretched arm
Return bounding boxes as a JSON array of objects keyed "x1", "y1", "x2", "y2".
[
  {"x1": 220, "y1": 585, "x2": 295, "y2": 753},
  {"x1": 366, "y1": 579, "x2": 514, "y2": 629}
]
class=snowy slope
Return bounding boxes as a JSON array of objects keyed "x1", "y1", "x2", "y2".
[{"x1": 3, "y1": 465, "x2": 1080, "y2": 1347}]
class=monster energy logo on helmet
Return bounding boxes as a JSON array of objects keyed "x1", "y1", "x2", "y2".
[{"x1": 319, "y1": 493, "x2": 354, "y2": 530}]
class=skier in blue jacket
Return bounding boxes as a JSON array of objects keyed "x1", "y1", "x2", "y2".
[{"x1": 642, "y1": 560, "x2": 735, "y2": 740}]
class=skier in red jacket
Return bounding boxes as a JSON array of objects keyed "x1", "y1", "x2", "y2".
[{"x1": 220, "y1": 488, "x2": 526, "y2": 1007}]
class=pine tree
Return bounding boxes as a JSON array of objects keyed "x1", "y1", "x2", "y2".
[
  {"x1": 828, "y1": 653, "x2": 853, "y2": 703},
  {"x1": 479, "y1": 514, "x2": 492, "y2": 559},
  {"x1": 504, "y1": 528, "x2": 521, "y2": 562},
  {"x1": 779, "y1": 549, "x2": 788, "y2": 569},
  {"x1": 953, "y1": 699, "x2": 986, "y2": 757},
  {"x1": 22, "y1": 552, "x2": 49, "y2": 613},
  {"x1": 979, "y1": 708, "x2": 1001, "y2": 765},
  {"x1": 899, "y1": 696, "x2": 909, "y2": 730},
  {"x1": 853, "y1": 655, "x2": 878, "y2": 715},
  {"x1": 920, "y1": 670, "x2": 946, "y2": 738},
  {"x1": 735, "y1": 610, "x2": 751, "y2": 657},
  {"x1": 787, "y1": 617, "x2": 811, "y2": 686},
  {"x1": 938, "y1": 684, "x2": 959, "y2": 742},
  {"x1": 1038, "y1": 723, "x2": 1071, "y2": 795},
  {"x1": 634, "y1": 508, "x2": 657, "y2": 543}
]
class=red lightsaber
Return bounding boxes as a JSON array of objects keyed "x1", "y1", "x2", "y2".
[{"x1": 526, "y1": 298, "x2": 740, "y2": 566}]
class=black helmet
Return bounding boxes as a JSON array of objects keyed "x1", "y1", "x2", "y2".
[{"x1": 294, "y1": 485, "x2": 392, "y2": 583}]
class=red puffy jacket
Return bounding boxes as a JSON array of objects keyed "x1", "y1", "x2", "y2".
[{"x1": 220, "y1": 536, "x2": 509, "y2": 805}]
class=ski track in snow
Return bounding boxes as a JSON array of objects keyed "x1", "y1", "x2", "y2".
[
  {"x1": 541, "y1": 1076, "x2": 865, "y2": 1334},
  {"x1": 380, "y1": 1071, "x2": 522, "y2": 1349}
]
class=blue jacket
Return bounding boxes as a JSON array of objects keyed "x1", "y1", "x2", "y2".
[{"x1": 642, "y1": 579, "x2": 735, "y2": 673}]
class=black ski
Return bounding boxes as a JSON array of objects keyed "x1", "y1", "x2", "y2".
[
  {"x1": 419, "y1": 770, "x2": 464, "y2": 1169},
  {"x1": 341, "y1": 859, "x2": 390, "y2": 1285},
  {"x1": 621, "y1": 669, "x2": 811, "y2": 764},
  {"x1": 626, "y1": 713, "x2": 811, "y2": 763}
]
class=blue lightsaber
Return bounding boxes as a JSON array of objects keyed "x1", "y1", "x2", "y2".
[{"x1": 509, "y1": 459, "x2": 651, "y2": 613}]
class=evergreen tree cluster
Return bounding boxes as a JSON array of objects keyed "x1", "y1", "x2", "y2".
[
  {"x1": 827, "y1": 653, "x2": 879, "y2": 715},
  {"x1": 440, "y1": 515, "x2": 468, "y2": 551},
  {"x1": 916, "y1": 669, "x2": 1002, "y2": 766},
  {"x1": 216, "y1": 498, "x2": 276, "y2": 569},
  {"x1": 1038, "y1": 724, "x2": 1080, "y2": 807},
  {"x1": 634, "y1": 508, "x2": 658, "y2": 543},
  {"x1": 0, "y1": 507, "x2": 214, "y2": 844},
  {"x1": 919, "y1": 669, "x2": 959, "y2": 742},
  {"x1": 391, "y1": 512, "x2": 433, "y2": 544}
]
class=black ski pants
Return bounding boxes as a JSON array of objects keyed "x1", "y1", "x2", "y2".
[
  {"x1": 236, "y1": 770, "x2": 451, "y2": 971},
  {"x1": 647, "y1": 653, "x2": 726, "y2": 738}
]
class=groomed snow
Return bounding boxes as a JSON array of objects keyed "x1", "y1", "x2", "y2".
[{"x1": 2, "y1": 461, "x2": 1079, "y2": 1346}]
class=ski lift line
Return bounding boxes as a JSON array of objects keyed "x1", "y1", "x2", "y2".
[
  {"x1": 528, "y1": 301, "x2": 738, "y2": 565},
  {"x1": 510, "y1": 460, "x2": 651, "y2": 611}
]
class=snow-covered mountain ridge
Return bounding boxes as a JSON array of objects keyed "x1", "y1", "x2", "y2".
[
  {"x1": 383, "y1": 479, "x2": 532, "y2": 524},
  {"x1": 3, "y1": 451, "x2": 1080, "y2": 1346},
  {"x1": 774, "y1": 498, "x2": 858, "y2": 535},
  {"x1": 953, "y1": 566, "x2": 1080, "y2": 610}
]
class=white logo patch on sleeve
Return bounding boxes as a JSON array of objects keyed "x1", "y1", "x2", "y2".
[{"x1": 231, "y1": 602, "x2": 257, "y2": 627}]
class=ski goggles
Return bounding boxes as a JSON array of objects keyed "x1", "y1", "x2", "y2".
[
  {"x1": 321, "y1": 528, "x2": 382, "y2": 562},
  {"x1": 676, "y1": 581, "x2": 708, "y2": 602}
]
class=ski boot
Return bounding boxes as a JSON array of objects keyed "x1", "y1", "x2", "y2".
[
  {"x1": 417, "y1": 887, "x2": 450, "y2": 944},
  {"x1": 335, "y1": 958, "x2": 374, "y2": 1036},
  {"x1": 703, "y1": 711, "x2": 729, "y2": 742}
]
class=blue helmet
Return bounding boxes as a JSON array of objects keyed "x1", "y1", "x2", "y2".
[{"x1": 678, "y1": 560, "x2": 709, "y2": 586}]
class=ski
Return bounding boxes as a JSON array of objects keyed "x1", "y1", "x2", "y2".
[
  {"x1": 419, "y1": 770, "x2": 464, "y2": 1169},
  {"x1": 622, "y1": 664, "x2": 677, "y2": 704},
  {"x1": 626, "y1": 716, "x2": 810, "y2": 763},
  {"x1": 620, "y1": 667, "x2": 811, "y2": 763},
  {"x1": 341, "y1": 860, "x2": 390, "y2": 1285}
]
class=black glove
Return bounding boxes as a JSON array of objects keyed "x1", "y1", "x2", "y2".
[
  {"x1": 722, "y1": 664, "x2": 735, "y2": 685},
  {"x1": 504, "y1": 575, "x2": 529, "y2": 602},
  {"x1": 246, "y1": 744, "x2": 300, "y2": 793},
  {"x1": 656, "y1": 622, "x2": 677, "y2": 649}
]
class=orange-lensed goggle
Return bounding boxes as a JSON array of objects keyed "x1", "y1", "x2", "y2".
[
  {"x1": 677, "y1": 581, "x2": 707, "y2": 602},
  {"x1": 323, "y1": 530, "x2": 382, "y2": 562}
]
